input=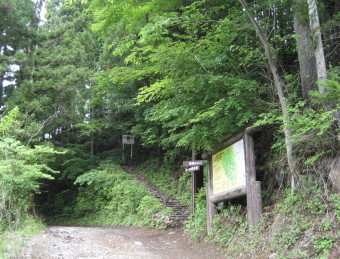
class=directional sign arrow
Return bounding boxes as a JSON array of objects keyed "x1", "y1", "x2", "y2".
[
  {"x1": 183, "y1": 160, "x2": 204, "y2": 168},
  {"x1": 185, "y1": 166, "x2": 201, "y2": 172}
]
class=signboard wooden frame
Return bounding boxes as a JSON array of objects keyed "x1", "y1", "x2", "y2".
[{"x1": 202, "y1": 127, "x2": 262, "y2": 232}]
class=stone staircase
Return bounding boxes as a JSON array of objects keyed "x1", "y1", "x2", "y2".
[{"x1": 123, "y1": 166, "x2": 190, "y2": 226}]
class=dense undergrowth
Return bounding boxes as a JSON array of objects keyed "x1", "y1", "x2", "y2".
[
  {"x1": 1, "y1": 151, "x2": 339, "y2": 258},
  {"x1": 186, "y1": 179, "x2": 339, "y2": 258},
  {"x1": 54, "y1": 160, "x2": 172, "y2": 227},
  {"x1": 43, "y1": 152, "x2": 339, "y2": 258},
  {"x1": 133, "y1": 156, "x2": 339, "y2": 257},
  {"x1": 136, "y1": 158, "x2": 193, "y2": 206}
]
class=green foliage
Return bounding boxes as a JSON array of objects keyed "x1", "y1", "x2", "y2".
[
  {"x1": 63, "y1": 0, "x2": 337, "y2": 174},
  {"x1": 0, "y1": 217, "x2": 44, "y2": 258},
  {"x1": 0, "y1": 106, "x2": 47, "y2": 145},
  {"x1": 136, "y1": 158, "x2": 192, "y2": 206},
  {"x1": 64, "y1": 0, "x2": 269, "y2": 156},
  {"x1": 0, "y1": 107, "x2": 20, "y2": 133},
  {"x1": 185, "y1": 188, "x2": 207, "y2": 240},
  {"x1": 261, "y1": 183, "x2": 338, "y2": 257},
  {"x1": 253, "y1": 92, "x2": 338, "y2": 180},
  {"x1": 0, "y1": 0, "x2": 38, "y2": 107},
  {"x1": 312, "y1": 235, "x2": 335, "y2": 254},
  {"x1": 7, "y1": 0, "x2": 100, "y2": 150},
  {"x1": 260, "y1": 66, "x2": 338, "y2": 151},
  {"x1": 60, "y1": 160, "x2": 170, "y2": 227},
  {"x1": 0, "y1": 109, "x2": 59, "y2": 231},
  {"x1": 183, "y1": 176, "x2": 339, "y2": 258},
  {"x1": 209, "y1": 203, "x2": 248, "y2": 247},
  {"x1": 329, "y1": 194, "x2": 340, "y2": 221},
  {"x1": 310, "y1": 66, "x2": 340, "y2": 107}
]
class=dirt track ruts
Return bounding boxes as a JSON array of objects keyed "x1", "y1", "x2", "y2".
[{"x1": 17, "y1": 226, "x2": 225, "y2": 259}]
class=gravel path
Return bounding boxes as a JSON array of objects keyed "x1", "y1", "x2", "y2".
[{"x1": 16, "y1": 226, "x2": 225, "y2": 259}]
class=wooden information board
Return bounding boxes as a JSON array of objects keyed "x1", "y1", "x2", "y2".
[{"x1": 202, "y1": 128, "x2": 263, "y2": 232}]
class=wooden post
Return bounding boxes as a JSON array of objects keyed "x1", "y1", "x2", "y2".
[
  {"x1": 248, "y1": 181, "x2": 263, "y2": 226},
  {"x1": 122, "y1": 143, "x2": 125, "y2": 163},
  {"x1": 206, "y1": 156, "x2": 217, "y2": 233},
  {"x1": 195, "y1": 168, "x2": 204, "y2": 191},
  {"x1": 244, "y1": 133, "x2": 263, "y2": 227},
  {"x1": 191, "y1": 143, "x2": 196, "y2": 213},
  {"x1": 192, "y1": 168, "x2": 204, "y2": 212}
]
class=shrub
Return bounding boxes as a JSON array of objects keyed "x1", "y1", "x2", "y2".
[
  {"x1": 63, "y1": 160, "x2": 169, "y2": 227},
  {"x1": 0, "y1": 108, "x2": 59, "y2": 231}
]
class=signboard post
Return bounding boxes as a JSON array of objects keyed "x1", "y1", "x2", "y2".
[{"x1": 202, "y1": 128, "x2": 262, "y2": 232}]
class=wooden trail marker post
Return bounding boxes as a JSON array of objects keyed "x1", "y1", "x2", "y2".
[
  {"x1": 183, "y1": 160, "x2": 204, "y2": 213},
  {"x1": 202, "y1": 128, "x2": 262, "y2": 232}
]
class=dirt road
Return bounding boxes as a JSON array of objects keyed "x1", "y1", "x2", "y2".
[{"x1": 17, "y1": 226, "x2": 225, "y2": 259}]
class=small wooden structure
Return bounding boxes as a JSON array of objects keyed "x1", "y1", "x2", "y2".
[
  {"x1": 202, "y1": 128, "x2": 262, "y2": 232},
  {"x1": 122, "y1": 135, "x2": 135, "y2": 161}
]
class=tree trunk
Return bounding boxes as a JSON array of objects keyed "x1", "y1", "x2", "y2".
[
  {"x1": 307, "y1": 0, "x2": 327, "y2": 92},
  {"x1": 29, "y1": 44, "x2": 39, "y2": 83},
  {"x1": 90, "y1": 132, "x2": 94, "y2": 157},
  {"x1": 30, "y1": 195, "x2": 37, "y2": 218},
  {"x1": 293, "y1": 0, "x2": 317, "y2": 99},
  {"x1": 307, "y1": 0, "x2": 340, "y2": 127},
  {"x1": 0, "y1": 74, "x2": 3, "y2": 108},
  {"x1": 0, "y1": 45, "x2": 7, "y2": 109},
  {"x1": 238, "y1": 0, "x2": 297, "y2": 193}
]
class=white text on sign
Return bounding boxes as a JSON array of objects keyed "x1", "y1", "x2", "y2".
[{"x1": 185, "y1": 166, "x2": 200, "y2": 172}]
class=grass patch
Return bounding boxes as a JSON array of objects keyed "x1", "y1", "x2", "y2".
[{"x1": 0, "y1": 217, "x2": 45, "y2": 258}]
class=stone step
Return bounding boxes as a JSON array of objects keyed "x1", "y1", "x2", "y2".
[
  {"x1": 169, "y1": 207, "x2": 188, "y2": 210},
  {"x1": 123, "y1": 166, "x2": 191, "y2": 226},
  {"x1": 165, "y1": 204, "x2": 187, "y2": 207},
  {"x1": 170, "y1": 210, "x2": 189, "y2": 214}
]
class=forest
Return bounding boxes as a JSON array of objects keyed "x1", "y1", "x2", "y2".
[{"x1": 0, "y1": 0, "x2": 339, "y2": 258}]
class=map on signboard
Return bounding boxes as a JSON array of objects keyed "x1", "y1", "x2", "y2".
[{"x1": 212, "y1": 139, "x2": 246, "y2": 195}]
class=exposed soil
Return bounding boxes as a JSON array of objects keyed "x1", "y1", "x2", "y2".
[{"x1": 16, "y1": 226, "x2": 225, "y2": 259}]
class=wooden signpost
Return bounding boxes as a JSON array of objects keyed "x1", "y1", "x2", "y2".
[
  {"x1": 183, "y1": 160, "x2": 204, "y2": 213},
  {"x1": 202, "y1": 127, "x2": 263, "y2": 232},
  {"x1": 122, "y1": 135, "x2": 135, "y2": 162}
]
